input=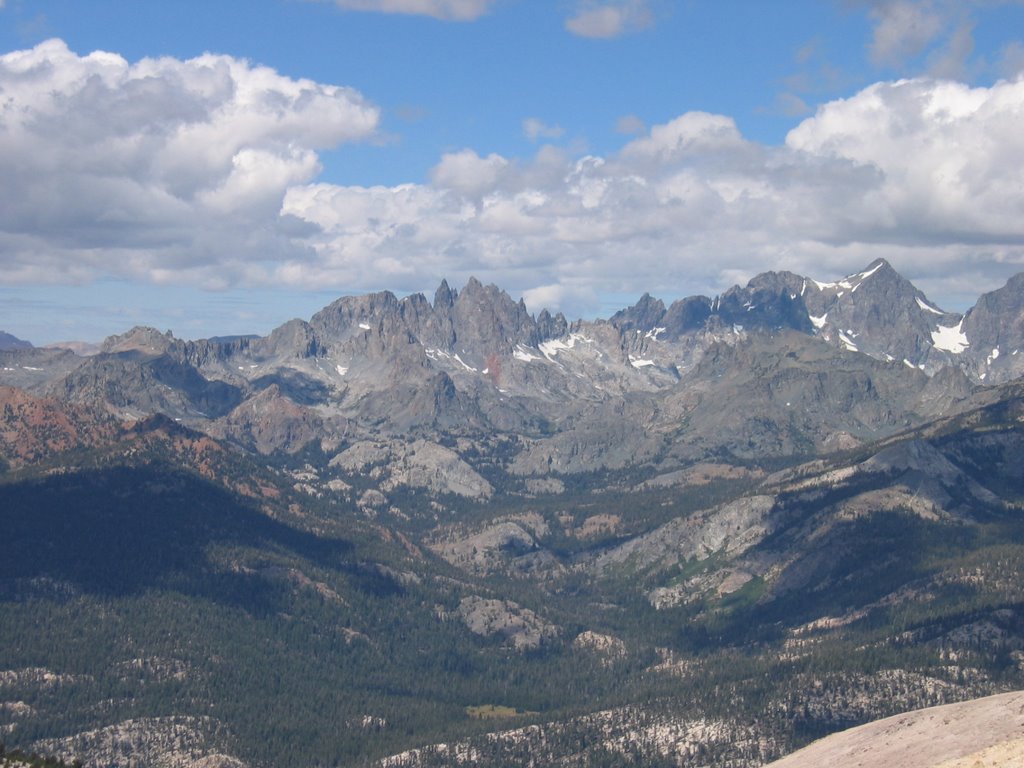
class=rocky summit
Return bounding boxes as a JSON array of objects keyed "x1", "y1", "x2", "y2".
[{"x1": 3, "y1": 260, "x2": 1024, "y2": 768}]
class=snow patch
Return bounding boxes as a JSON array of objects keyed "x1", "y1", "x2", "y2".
[
  {"x1": 358, "y1": 322, "x2": 371, "y2": 330},
  {"x1": 513, "y1": 346, "x2": 540, "y2": 362},
  {"x1": 915, "y1": 297, "x2": 944, "y2": 315},
  {"x1": 838, "y1": 331, "x2": 858, "y2": 352},
  {"x1": 854, "y1": 261, "x2": 884, "y2": 282},
  {"x1": 336, "y1": 365, "x2": 348, "y2": 376},
  {"x1": 645, "y1": 327, "x2": 666, "y2": 340},
  {"x1": 453, "y1": 354, "x2": 477, "y2": 372},
  {"x1": 539, "y1": 333, "x2": 593, "y2": 361},
  {"x1": 988, "y1": 348, "x2": 1000, "y2": 365},
  {"x1": 629, "y1": 356, "x2": 655, "y2": 368},
  {"x1": 931, "y1": 320, "x2": 969, "y2": 354},
  {"x1": 21, "y1": 366, "x2": 42, "y2": 371}
]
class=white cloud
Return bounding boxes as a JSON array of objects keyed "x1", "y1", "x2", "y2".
[
  {"x1": 522, "y1": 118, "x2": 565, "y2": 141},
  {"x1": 4, "y1": 38, "x2": 1024, "y2": 319},
  {"x1": 0, "y1": 39, "x2": 378, "y2": 286},
  {"x1": 565, "y1": 1, "x2": 653, "y2": 39},
  {"x1": 785, "y1": 77, "x2": 1024, "y2": 244},
  {"x1": 429, "y1": 149, "x2": 510, "y2": 196},
  {"x1": 281, "y1": 76, "x2": 1024, "y2": 314},
  {"x1": 328, "y1": 0, "x2": 494, "y2": 21}
]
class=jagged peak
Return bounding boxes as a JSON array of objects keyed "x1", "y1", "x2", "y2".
[
  {"x1": 434, "y1": 278, "x2": 456, "y2": 309},
  {"x1": 610, "y1": 293, "x2": 667, "y2": 331},
  {"x1": 454, "y1": 277, "x2": 525, "y2": 313},
  {"x1": 864, "y1": 256, "x2": 893, "y2": 272}
]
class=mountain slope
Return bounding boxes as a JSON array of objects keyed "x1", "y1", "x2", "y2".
[
  {"x1": 6, "y1": 262, "x2": 1024, "y2": 767},
  {"x1": 764, "y1": 691, "x2": 1024, "y2": 768}
]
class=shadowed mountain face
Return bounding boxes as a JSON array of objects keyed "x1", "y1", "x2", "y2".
[
  {"x1": 4, "y1": 263, "x2": 1024, "y2": 768},
  {"x1": 0, "y1": 465, "x2": 352, "y2": 598},
  {"x1": 0, "y1": 331, "x2": 32, "y2": 351}
]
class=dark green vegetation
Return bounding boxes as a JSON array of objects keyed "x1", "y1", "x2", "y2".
[{"x1": 2, "y1": 393, "x2": 1024, "y2": 767}]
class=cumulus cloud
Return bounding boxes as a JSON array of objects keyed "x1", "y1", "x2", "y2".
[
  {"x1": 327, "y1": 0, "x2": 494, "y2": 21},
  {"x1": 565, "y1": 0, "x2": 653, "y2": 39},
  {"x1": 429, "y1": 149, "x2": 510, "y2": 196},
  {"x1": 281, "y1": 76, "x2": 1024, "y2": 315},
  {"x1": 4, "y1": 39, "x2": 1024, "y2": 319},
  {"x1": 0, "y1": 39, "x2": 378, "y2": 287}
]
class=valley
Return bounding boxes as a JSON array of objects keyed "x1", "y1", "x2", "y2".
[{"x1": 2, "y1": 260, "x2": 1024, "y2": 767}]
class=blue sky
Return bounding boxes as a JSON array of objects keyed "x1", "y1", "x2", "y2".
[{"x1": 2, "y1": 0, "x2": 1024, "y2": 344}]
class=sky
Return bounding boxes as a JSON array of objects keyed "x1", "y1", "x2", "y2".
[{"x1": 2, "y1": 0, "x2": 1024, "y2": 344}]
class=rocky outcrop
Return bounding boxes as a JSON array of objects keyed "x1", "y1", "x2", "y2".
[
  {"x1": 764, "y1": 691, "x2": 1024, "y2": 768},
  {"x1": 330, "y1": 439, "x2": 493, "y2": 499},
  {"x1": 456, "y1": 596, "x2": 559, "y2": 650},
  {"x1": 210, "y1": 384, "x2": 325, "y2": 454},
  {"x1": 31, "y1": 715, "x2": 245, "y2": 768}
]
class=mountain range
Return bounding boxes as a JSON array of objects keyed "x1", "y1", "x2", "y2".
[{"x1": 2, "y1": 259, "x2": 1024, "y2": 767}]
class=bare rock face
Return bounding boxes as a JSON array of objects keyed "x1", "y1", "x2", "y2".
[
  {"x1": 100, "y1": 326, "x2": 180, "y2": 357},
  {"x1": 799, "y1": 259, "x2": 964, "y2": 372},
  {"x1": 430, "y1": 519, "x2": 546, "y2": 576},
  {"x1": 31, "y1": 715, "x2": 245, "y2": 768},
  {"x1": 572, "y1": 631, "x2": 628, "y2": 665},
  {"x1": 330, "y1": 439, "x2": 493, "y2": 499},
  {"x1": 764, "y1": 691, "x2": 1024, "y2": 768},
  {"x1": 456, "y1": 596, "x2": 559, "y2": 650},
  {"x1": 51, "y1": 349, "x2": 243, "y2": 422},
  {"x1": 210, "y1": 384, "x2": 325, "y2": 455},
  {"x1": 590, "y1": 495, "x2": 777, "y2": 578},
  {"x1": 961, "y1": 272, "x2": 1024, "y2": 384}
]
